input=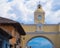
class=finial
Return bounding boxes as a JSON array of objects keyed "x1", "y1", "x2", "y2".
[{"x1": 38, "y1": 1, "x2": 41, "y2": 9}]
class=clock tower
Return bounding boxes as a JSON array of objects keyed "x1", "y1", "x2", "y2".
[{"x1": 34, "y1": 4, "x2": 45, "y2": 24}]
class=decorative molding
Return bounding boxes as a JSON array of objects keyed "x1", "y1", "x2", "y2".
[
  {"x1": 26, "y1": 32, "x2": 60, "y2": 34},
  {"x1": 21, "y1": 24, "x2": 59, "y2": 26}
]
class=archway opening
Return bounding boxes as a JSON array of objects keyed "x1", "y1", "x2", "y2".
[{"x1": 26, "y1": 37, "x2": 54, "y2": 48}]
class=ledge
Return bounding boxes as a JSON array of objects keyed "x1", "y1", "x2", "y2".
[{"x1": 26, "y1": 31, "x2": 60, "y2": 34}]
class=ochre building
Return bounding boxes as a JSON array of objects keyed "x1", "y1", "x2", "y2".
[
  {"x1": 21, "y1": 4, "x2": 60, "y2": 48},
  {"x1": 0, "y1": 17, "x2": 26, "y2": 48}
]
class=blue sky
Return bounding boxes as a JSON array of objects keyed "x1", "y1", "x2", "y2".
[
  {"x1": 0, "y1": 0, "x2": 60, "y2": 24},
  {"x1": 27, "y1": 37, "x2": 53, "y2": 48}
]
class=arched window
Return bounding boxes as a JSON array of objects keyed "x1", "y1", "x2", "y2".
[{"x1": 27, "y1": 37, "x2": 54, "y2": 48}]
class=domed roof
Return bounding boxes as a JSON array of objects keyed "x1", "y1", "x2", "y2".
[{"x1": 35, "y1": 4, "x2": 45, "y2": 13}]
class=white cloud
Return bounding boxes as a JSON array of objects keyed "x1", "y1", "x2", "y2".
[
  {"x1": 0, "y1": 0, "x2": 13, "y2": 18},
  {"x1": 46, "y1": 10, "x2": 60, "y2": 24},
  {"x1": 0, "y1": 0, "x2": 60, "y2": 24},
  {"x1": 44, "y1": 0, "x2": 60, "y2": 24}
]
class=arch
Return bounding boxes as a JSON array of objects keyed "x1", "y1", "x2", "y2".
[{"x1": 26, "y1": 36, "x2": 54, "y2": 48}]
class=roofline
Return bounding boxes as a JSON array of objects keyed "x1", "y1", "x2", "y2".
[
  {"x1": 0, "y1": 17, "x2": 26, "y2": 35},
  {"x1": 0, "y1": 23, "x2": 26, "y2": 35}
]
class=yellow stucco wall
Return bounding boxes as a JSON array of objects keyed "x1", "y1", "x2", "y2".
[
  {"x1": 22, "y1": 25, "x2": 36, "y2": 32},
  {"x1": 21, "y1": 33, "x2": 60, "y2": 48},
  {"x1": 59, "y1": 24, "x2": 60, "y2": 32},
  {"x1": 21, "y1": 24, "x2": 60, "y2": 48},
  {"x1": 22, "y1": 24, "x2": 59, "y2": 32},
  {"x1": 34, "y1": 11, "x2": 45, "y2": 24},
  {"x1": 43, "y1": 24, "x2": 59, "y2": 32}
]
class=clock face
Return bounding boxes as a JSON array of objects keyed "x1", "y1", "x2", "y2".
[{"x1": 38, "y1": 15, "x2": 42, "y2": 20}]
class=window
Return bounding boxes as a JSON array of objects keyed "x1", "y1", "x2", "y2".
[
  {"x1": 0, "y1": 40, "x2": 3, "y2": 48},
  {"x1": 6, "y1": 44, "x2": 8, "y2": 48}
]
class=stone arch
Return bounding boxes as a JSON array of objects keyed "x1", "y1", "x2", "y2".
[{"x1": 26, "y1": 36, "x2": 54, "y2": 48}]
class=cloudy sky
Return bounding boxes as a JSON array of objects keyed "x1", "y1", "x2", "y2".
[{"x1": 0, "y1": 0, "x2": 60, "y2": 24}]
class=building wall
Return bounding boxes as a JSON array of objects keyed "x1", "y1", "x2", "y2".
[
  {"x1": 0, "y1": 33, "x2": 9, "y2": 48},
  {"x1": 21, "y1": 24, "x2": 60, "y2": 48},
  {"x1": 22, "y1": 25, "x2": 36, "y2": 32},
  {"x1": 0, "y1": 24, "x2": 21, "y2": 48},
  {"x1": 59, "y1": 24, "x2": 60, "y2": 32},
  {"x1": 22, "y1": 24, "x2": 59, "y2": 32},
  {"x1": 43, "y1": 24, "x2": 59, "y2": 32},
  {"x1": 21, "y1": 34, "x2": 60, "y2": 48},
  {"x1": 34, "y1": 12, "x2": 45, "y2": 24}
]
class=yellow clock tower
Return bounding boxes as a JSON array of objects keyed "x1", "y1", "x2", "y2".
[{"x1": 34, "y1": 4, "x2": 45, "y2": 24}]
